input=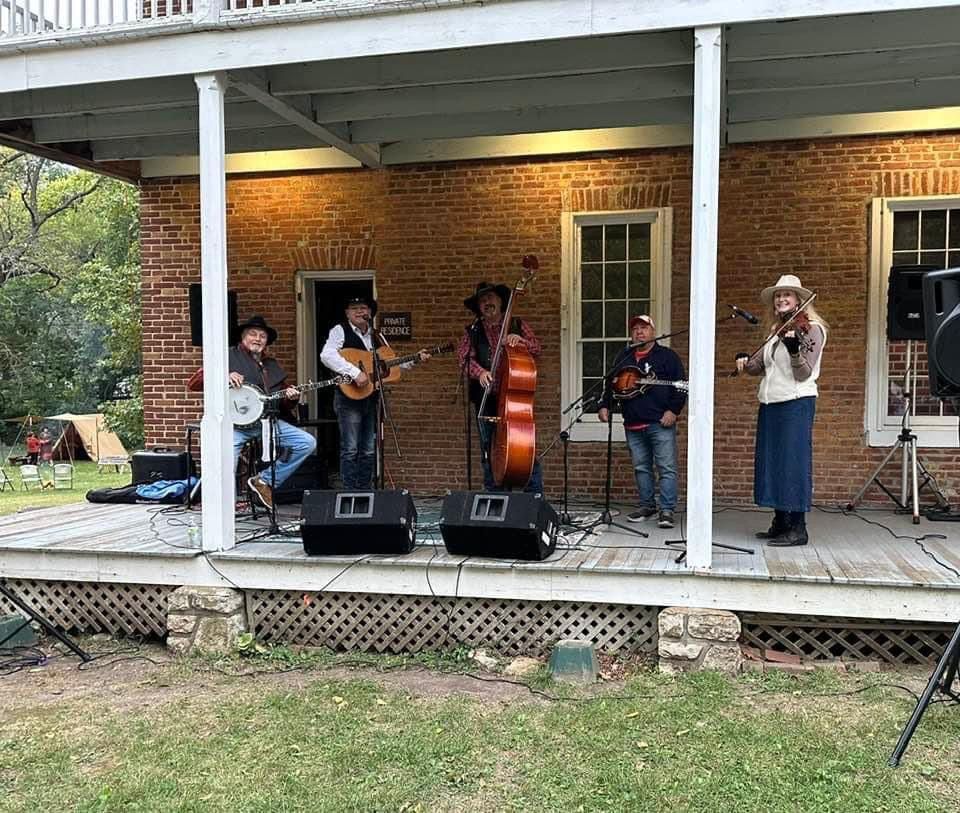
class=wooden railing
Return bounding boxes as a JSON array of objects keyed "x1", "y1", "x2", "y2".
[{"x1": 0, "y1": 0, "x2": 330, "y2": 40}]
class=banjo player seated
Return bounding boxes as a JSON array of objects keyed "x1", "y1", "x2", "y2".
[{"x1": 228, "y1": 314, "x2": 316, "y2": 509}]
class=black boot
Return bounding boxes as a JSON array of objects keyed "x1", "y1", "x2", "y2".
[
  {"x1": 768, "y1": 513, "x2": 809, "y2": 547},
  {"x1": 755, "y1": 510, "x2": 788, "y2": 540}
]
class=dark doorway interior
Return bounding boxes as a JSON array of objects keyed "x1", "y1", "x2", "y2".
[{"x1": 312, "y1": 278, "x2": 375, "y2": 485}]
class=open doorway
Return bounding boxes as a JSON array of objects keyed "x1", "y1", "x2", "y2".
[{"x1": 297, "y1": 273, "x2": 375, "y2": 486}]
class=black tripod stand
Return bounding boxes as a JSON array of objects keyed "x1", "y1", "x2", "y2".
[
  {"x1": 0, "y1": 582, "x2": 90, "y2": 662},
  {"x1": 889, "y1": 620, "x2": 960, "y2": 766}
]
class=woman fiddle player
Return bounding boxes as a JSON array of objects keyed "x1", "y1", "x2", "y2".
[{"x1": 735, "y1": 274, "x2": 828, "y2": 547}]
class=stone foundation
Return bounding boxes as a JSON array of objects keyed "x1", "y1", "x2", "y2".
[
  {"x1": 166, "y1": 586, "x2": 247, "y2": 656},
  {"x1": 658, "y1": 607, "x2": 742, "y2": 675}
]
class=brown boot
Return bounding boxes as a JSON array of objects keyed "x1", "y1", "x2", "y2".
[{"x1": 247, "y1": 476, "x2": 273, "y2": 509}]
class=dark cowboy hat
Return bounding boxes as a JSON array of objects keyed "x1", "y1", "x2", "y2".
[
  {"x1": 464, "y1": 281, "x2": 511, "y2": 315},
  {"x1": 236, "y1": 314, "x2": 278, "y2": 345},
  {"x1": 345, "y1": 295, "x2": 378, "y2": 317}
]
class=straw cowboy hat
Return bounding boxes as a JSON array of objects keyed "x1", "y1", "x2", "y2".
[
  {"x1": 464, "y1": 281, "x2": 512, "y2": 315},
  {"x1": 761, "y1": 274, "x2": 813, "y2": 307},
  {"x1": 236, "y1": 314, "x2": 278, "y2": 345}
]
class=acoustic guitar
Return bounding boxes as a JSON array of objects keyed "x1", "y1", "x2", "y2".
[{"x1": 338, "y1": 342, "x2": 454, "y2": 400}]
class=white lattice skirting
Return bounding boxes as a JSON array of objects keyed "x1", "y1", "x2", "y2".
[
  {"x1": 2, "y1": 580, "x2": 955, "y2": 664},
  {"x1": 0, "y1": 579, "x2": 172, "y2": 638},
  {"x1": 248, "y1": 591, "x2": 661, "y2": 656}
]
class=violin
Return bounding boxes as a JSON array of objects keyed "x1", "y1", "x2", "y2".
[{"x1": 732, "y1": 291, "x2": 818, "y2": 376}]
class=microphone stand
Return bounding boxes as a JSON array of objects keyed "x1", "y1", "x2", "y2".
[
  {"x1": 370, "y1": 324, "x2": 402, "y2": 490},
  {"x1": 257, "y1": 397, "x2": 283, "y2": 536}
]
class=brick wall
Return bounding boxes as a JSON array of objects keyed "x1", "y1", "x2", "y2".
[{"x1": 141, "y1": 133, "x2": 960, "y2": 505}]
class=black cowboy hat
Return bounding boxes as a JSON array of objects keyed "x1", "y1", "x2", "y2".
[
  {"x1": 236, "y1": 314, "x2": 278, "y2": 345},
  {"x1": 464, "y1": 281, "x2": 511, "y2": 315},
  {"x1": 345, "y1": 295, "x2": 378, "y2": 317}
]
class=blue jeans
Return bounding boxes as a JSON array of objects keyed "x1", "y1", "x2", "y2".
[
  {"x1": 233, "y1": 419, "x2": 316, "y2": 489},
  {"x1": 334, "y1": 391, "x2": 377, "y2": 490},
  {"x1": 625, "y1": 423, "x2": 678, "y2": 511},
  {"x1": 477, "y1": 414, "x2": 544, "y2": 494}
]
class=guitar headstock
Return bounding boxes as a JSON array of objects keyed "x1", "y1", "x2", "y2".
[{"x1": 515, "y1": 255, "x2": 539, "y2": 294}]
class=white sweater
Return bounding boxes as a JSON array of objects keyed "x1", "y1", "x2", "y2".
[{"x1": 756, "y1": 323, "x2": 827, "y2": 405}]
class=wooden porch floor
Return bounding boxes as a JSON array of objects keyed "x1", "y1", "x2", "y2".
[{"x1": 0, "y1": 499, "x2": 958, "y2": 622}]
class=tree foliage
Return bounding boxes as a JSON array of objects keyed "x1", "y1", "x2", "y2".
[{"x1": 0, "y1": 148, "x2": 142, "y2": 448}]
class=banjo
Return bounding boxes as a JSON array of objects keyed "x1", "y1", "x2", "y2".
[{"x1": 229, "y1": 375, "x2": 348, "y2": 427}]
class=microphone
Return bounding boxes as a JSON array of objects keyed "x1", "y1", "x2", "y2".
[{"x1": 728, "y1": 304, "x2": 759, "y2": 325}]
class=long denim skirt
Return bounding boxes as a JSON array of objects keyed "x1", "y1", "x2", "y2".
[{"x1": 754, "y1": 396, "x2": 816, "y2": 512}]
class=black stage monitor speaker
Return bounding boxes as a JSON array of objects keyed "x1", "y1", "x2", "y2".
[
  {"x1": 189, "y1": 283, "x2": 239, "y2": 347},
  {"x1": 301, "y1": 489, "x2": 417, "y2": 555},
  {"x1": 922, "y1": 267, "x2": 960, "y2": 397},
  {"x1": 439, "y1": 491, "x2": 559, "y2": 561},
  {"x1": 887, "y1": 265, "x2": 936, "y2": 341},
  {"x1": 131, "y1": 448, "x2": 190, "y2": 484}
]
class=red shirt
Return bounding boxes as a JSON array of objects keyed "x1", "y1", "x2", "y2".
[{"x1": 26, "y1": 437, "x2": 41, "y2": 453}]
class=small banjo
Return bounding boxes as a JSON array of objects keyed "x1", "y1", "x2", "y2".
[{"x1": 229, "y1": 375, "x2": 348, "y2": 427}]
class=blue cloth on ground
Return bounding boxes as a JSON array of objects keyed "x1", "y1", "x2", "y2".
[{"x1": 135, "y1": 477, "x2": 198, "y2": 501}]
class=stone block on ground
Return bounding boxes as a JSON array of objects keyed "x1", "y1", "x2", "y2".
[
  {"x1": 165, "y1": 585, "x2": 247, "y2": 656},
  {"x1": 657, "y1": 607, "x2": 743, "y2": 675}
]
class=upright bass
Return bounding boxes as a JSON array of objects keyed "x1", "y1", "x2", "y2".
[{"x1": 477, "y1": 256, "x2": 538, "y2": 488}]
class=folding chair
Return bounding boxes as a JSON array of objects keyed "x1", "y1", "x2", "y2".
[
  {"x1": 0, "y1": 469, "x2": 14, "y2": 492},
  {"x1": 53, "y1": 463, "x2": 74, "y2": 490},
  {"x1": 19, "y1": 465, "x2": 42, "y2": 490}
]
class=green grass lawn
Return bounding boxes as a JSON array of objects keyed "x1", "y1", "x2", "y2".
[
  {"x1": 0, "y1": 460, "x2": 130, "y2": 516},
  {"x1": 2, "y1": 652, "x2": 959, "y2": 812}
]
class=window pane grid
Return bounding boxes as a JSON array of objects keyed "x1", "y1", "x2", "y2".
[
  {"x1": 577, "y1": 222, "x2": 653, "y2": 414},
  {"x1": 888, "y1": 208, "x2": 960, "y2": 419}
]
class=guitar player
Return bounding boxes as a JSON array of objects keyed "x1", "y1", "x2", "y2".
[
  {"x1": 319, "y1": 296, "x2": 431, "y2": 490},
  {"x1": 228, "y1": 314, "x2": 317, "y2": 509},
  {"x1": 597, "y1": 314, "x2": 686, "y2": 529}
]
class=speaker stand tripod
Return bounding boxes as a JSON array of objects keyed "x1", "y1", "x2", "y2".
[
  {"x1": 847, "y1": 340, "x2": 949, "y2": 524},
  {"x1": 0, "y1": 582, "x2": 91, "y2": 662},
  {"x1": 889, "y1": 619, "x2": 960, "y2": 766}
]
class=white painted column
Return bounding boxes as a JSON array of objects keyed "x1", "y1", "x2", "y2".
[
  {"x1": 685, "y1": 26, "x2": 724, "y2": 570},
  {"x1": 195, "y1": 72, "x2": 235, "y2": 552}
]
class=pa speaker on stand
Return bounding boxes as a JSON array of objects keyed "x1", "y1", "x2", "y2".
[
  {"x1": 301, "y1": 490, "x2": 417, "y2": 555},
  {"x1": 439, "y1": 491, "x2": 559, "y2": 561}
]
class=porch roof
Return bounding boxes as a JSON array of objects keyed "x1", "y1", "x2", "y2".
[{"x1": 1, "y1": 6, "x2": 960, "y2": 178}]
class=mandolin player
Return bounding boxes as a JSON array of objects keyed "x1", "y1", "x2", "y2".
[
  {"x1": 597, "y1": 314, "x2": 686, "y2": 529},
  {"x1": 229, "y1": 314, "x2": 317, "y2": 509}
]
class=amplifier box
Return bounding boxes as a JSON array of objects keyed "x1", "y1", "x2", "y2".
[
  {"x1": 439, "y1": 491, "x2": 559, "y2": 561},
  {"x1": 131, "y1": 448, "x2": 190, "y2": 484},
  {"x1": 301, "y1": 490, "x2": 417, "y2": 555}
]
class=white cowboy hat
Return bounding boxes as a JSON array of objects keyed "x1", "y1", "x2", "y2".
[{"x1": 761, "y1": 274, "x2": 813, "y2": 306}]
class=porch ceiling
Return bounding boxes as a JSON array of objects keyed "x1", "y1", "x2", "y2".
[{"x1": 1, "y1": 7, "x2": 959, "y2": 172}]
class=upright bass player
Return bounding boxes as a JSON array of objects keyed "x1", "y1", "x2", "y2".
[{"x1": 457, "y1": 272, "x2": 544, "y2": 493}]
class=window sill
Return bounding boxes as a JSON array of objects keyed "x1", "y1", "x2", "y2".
[
  {"x1": 567, "y1": 420, "x2": 626, "y2": 443},
  {"x1": 866, "y1": 424, "x2": 959, "y2": 448}
]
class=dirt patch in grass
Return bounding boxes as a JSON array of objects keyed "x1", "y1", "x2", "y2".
[{"x1": 0, "y1": 641, "x2": 544, "y2": 724}]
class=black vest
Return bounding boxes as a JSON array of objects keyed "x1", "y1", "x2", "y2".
[
  {"x1": 468, "y1": 317, "x2": 521, "y2": 413},
  {"x1": 340, "y1": 321, "x2": 382, "y2": 351}
]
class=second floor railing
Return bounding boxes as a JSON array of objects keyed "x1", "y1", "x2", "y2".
[{"x1": 0, "y1": 0, "x2": 363, "y2": 41}]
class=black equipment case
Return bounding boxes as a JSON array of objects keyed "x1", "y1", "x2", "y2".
[{"x1": 131, "y1": 448, "x2": 191, "y2": 484}]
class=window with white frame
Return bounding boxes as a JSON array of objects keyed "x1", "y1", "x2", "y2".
[
  {"x1": 866, "y1": 198, "x2": 959, "y2": 447},
  {"x1": 561, "y1": 209, "x2": 672, "y2": 442}
]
